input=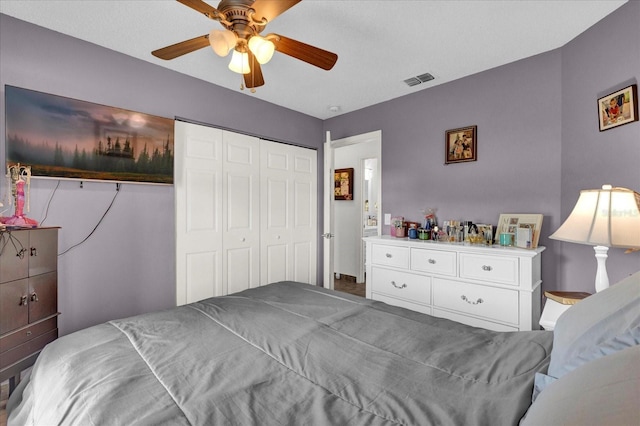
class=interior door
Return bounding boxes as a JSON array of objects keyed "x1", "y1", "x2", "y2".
[
  {"x1": 175, "y1": 121, "x2": 223, "y2": 305},
  {"x1": 323, "y1": 130, "x2": 382, "y2": 290},
  {"x1": 323, "y1": 131, "x2": 335, "y2": 290}
]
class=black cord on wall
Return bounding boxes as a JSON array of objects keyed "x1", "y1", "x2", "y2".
[
  {"x1": 59, "y1": 183, "x2": 121, "y2": 256},
  {"x1": 39, "y1": 180, "x2": 61, "y2": 226}
]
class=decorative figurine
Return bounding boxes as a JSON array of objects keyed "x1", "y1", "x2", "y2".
[{"x1": 0, "y1": 163, "x2": 39, "y2": 227}]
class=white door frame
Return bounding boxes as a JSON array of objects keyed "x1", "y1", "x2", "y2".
[{"x1": 323, "y1": 130, "x2": 382, "y2": 290}]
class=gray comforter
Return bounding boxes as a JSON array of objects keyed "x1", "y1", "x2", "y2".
[{"x1": 8, "y1": 281, "x2": 552, "y2": 425}]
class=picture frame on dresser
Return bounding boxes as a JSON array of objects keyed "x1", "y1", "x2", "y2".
[{"x1": 495, "y1": 214, "x2": 543, "y2": 248}]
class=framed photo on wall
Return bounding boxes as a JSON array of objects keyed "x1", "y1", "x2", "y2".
[
  {"x1": 445, "y1": 125, "x2": 477, "y2": 164},
  {"x1": 598, "y1": 84, "x2": 638, "y2": 131},
  {"x1": 334, "y1": 168, "x2": 354, "y2": 200}
]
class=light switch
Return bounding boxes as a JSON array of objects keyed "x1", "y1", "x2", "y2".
[{"x1": 384, "y1": 213, "x2": 391, "y2": 225}]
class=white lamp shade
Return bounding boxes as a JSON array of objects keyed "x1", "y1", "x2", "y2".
[
  {"x1": 550, "y1": 185, "x2": 640, "y2": 249},
  {"x1": 248, "y1": 36, "x2": 275, "y2": 64},
  {"x1": 209, "y1": 29, "x2": 237, "y2": 57},
  {"x1": 228, "y1": 49, "x2": 250, "y2": 74}
]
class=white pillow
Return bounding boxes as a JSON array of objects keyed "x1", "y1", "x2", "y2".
[
  {"x1": 521, "y1": 345, "x2": 640, "y2": 426},
  {"x1": 547, "y1": 270, "x2": 640, "y2": 380}
]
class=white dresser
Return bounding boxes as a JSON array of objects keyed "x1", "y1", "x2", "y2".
[{"x1": 364, "y1": 236, "x2": 545, "y2": 331}]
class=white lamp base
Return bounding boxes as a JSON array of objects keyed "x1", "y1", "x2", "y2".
[{"x1": 593, "y1": 245, "x2": 610, "y2": 293}]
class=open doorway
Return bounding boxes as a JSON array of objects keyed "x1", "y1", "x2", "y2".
[{"x1": 326, "y1": 132, "x2": 381, "y2": 297}]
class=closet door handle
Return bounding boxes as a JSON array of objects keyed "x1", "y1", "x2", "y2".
[{"x1": 30, "y1": 247, "x2": 38, "y2": 257}]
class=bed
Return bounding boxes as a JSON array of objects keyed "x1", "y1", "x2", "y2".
[{"x1": 7, "y1": 272, "x2": 640, "y2": 425}]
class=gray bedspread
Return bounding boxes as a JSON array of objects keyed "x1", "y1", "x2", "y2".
[{"x1": 8, "y1": 281, "x2": 552, "y2": 425}]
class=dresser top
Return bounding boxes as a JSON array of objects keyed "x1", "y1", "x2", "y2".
[{"x1": 364, "y1": 235, "x2": 545, "y2": 257}]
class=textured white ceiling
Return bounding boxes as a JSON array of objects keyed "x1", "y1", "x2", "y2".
[{"x1": 0, "y1": 0, "x2": 627, "y2": 119}]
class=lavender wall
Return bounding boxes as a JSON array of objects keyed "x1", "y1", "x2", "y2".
[
  {"x1": 324, "y1": 0, "x2": 639, "y2": 294},
  {"x1": 559, "y1": 1, "x2": 640, "y2": 288},
  {"x1": 0, "y1": 14, "x2": 323, "y2": 335},
  {"x1": 325, "y1": 50, "x2": 563, "y2": 293}
]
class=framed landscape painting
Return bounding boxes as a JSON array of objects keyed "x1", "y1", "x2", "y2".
[{"x1": 5, "y1": 85, "x2": 174, "y2": 184}]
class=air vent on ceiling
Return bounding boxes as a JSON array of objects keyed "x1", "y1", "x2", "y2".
[{"x1": 404, "y1": 72, "x2": 435, "y2": 87}]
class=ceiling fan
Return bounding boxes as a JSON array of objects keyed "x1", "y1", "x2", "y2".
[{"x1": 152, "y1": 0, "x2": 338, "y2": 91}]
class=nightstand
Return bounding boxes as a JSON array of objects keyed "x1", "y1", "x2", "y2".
[{"x1": 539, "y1": 291, "x2": 591, "y2": 330}]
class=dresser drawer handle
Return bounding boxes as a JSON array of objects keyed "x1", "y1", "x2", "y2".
[
  {"x1": 461, "y1": 295, "x2": 484, "y2": 305},
  {"x1": 385, "y1": 253, "x2": 392, "y2": 258},
  {"x1": 482, "y1": 265, "x2": 493, "y2": 271},
  {"x1": 428, "y1": 258, "x2": 436, "y2": 264},
  {"x1": 391, "y1": 281, "x2": 407, "y2": 289}
]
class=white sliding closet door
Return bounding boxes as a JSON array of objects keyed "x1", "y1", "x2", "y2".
[
  {"x1": 260, "y1": 141, "x2": 317, "y2": 285},
  {"x1": 176, "y1": 120, "x2": 317, "y2": 304},
  {"x1": 175, "y1": 121, "x2": 223, "y2": 305},
  {"x1": 223, "y1": 131, "x2": 260, "y2": 295}
]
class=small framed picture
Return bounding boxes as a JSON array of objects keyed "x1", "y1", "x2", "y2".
[
  {"x1": 598, "y1": 84, "x2": 638, "y2": 131},
  {"x1": 495, "y1": 214, "x2": 543, "y2": 248},
  {"x1": 445, "y1": 125, "x2": 477, "y2": 164},
  {"x1": 334, "y1": 168, "x2": 354, "y2": 200}
]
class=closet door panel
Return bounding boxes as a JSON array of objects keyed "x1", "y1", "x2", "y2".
[
  {"x1": 223, "y1": 131, "x2": 260, "y2": 294},
  {"x1": 260, "y1": 141, "x2": 317, "y2": 285},
  {"x1": 186, "y1": 251, "x2": 220, "y2": 303},
  {"x1": 264, "y1": 244, "x2": 289, "y2": 284},
  {"x1": 291, "y1": 147, "x2": 317, "y2": 285},
  {"x1": 175, "y1": 121, "x2": 223, "y2": 305},
  {"x1": 261, "y1": 142, "x2": 292, "y2": 284}
]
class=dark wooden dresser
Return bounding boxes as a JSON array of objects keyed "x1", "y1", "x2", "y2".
[{"x1": 0, "y1": 227, "x2": 59, "y2": 393}]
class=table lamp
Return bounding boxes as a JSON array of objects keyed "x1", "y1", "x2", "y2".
[{"x1": 550, "y1": 185, "x2": 640, "y2": 292}]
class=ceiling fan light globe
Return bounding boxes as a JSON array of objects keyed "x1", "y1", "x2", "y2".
[
  {"x1": 209, "y1": 29, "x2": 237, "y2": 57},
  {"x1": 229, "y1": 49, "x2": 250, "y2": 74},
  {"x1": 248, "y1": 36, "x2": 275, "y2": 64}
]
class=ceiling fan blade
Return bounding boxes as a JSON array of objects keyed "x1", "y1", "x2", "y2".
[
  {"x1": 152, "y1": 35, "x2": 210, "y2": 60},
  {"x1": 269, "y1": 34, "x2": 338, "y2": 70},
  {"x1": 251, "y1": 0, "x2": 301, "y2": 23},
  {"x1": 176, "y1": 0, "x2": 221, "y2": 20},
  {"x1": 244, "y1": 51, "x2": 265, "y2": 88}
]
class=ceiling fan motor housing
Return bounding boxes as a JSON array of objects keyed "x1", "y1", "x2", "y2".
[{"x1": 218, "y1": 0, "x2": 267, "y2": 41}]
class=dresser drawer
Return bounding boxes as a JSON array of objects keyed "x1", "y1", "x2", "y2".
[
  {"x1": 432, "y1": 308, "x2": 518, "y2": 332},
  {"x1": 371, "y1": 244, "x2": 410, "y2": 269},
  {"x1": 432, "y1": 278, "x2": 519, "y2": 325},
  {"x1": 0, "y1": 316, "x2": 57, "y2": 354},
  {"x1": 0, "y1": 328, "x2": 57, "y2": 370},
  {"x1": 459, "y1": 253, "x2": 519, "y2": 286},
  {"x1": 371, "y1": 267, "x2": 431, "y2": 304},
  {"x1": 373, "y1": 293, "x2": 432, "y2": 315},
  {"x1": 410, "y1": 248, "x2": 457, "y2": 276}
]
